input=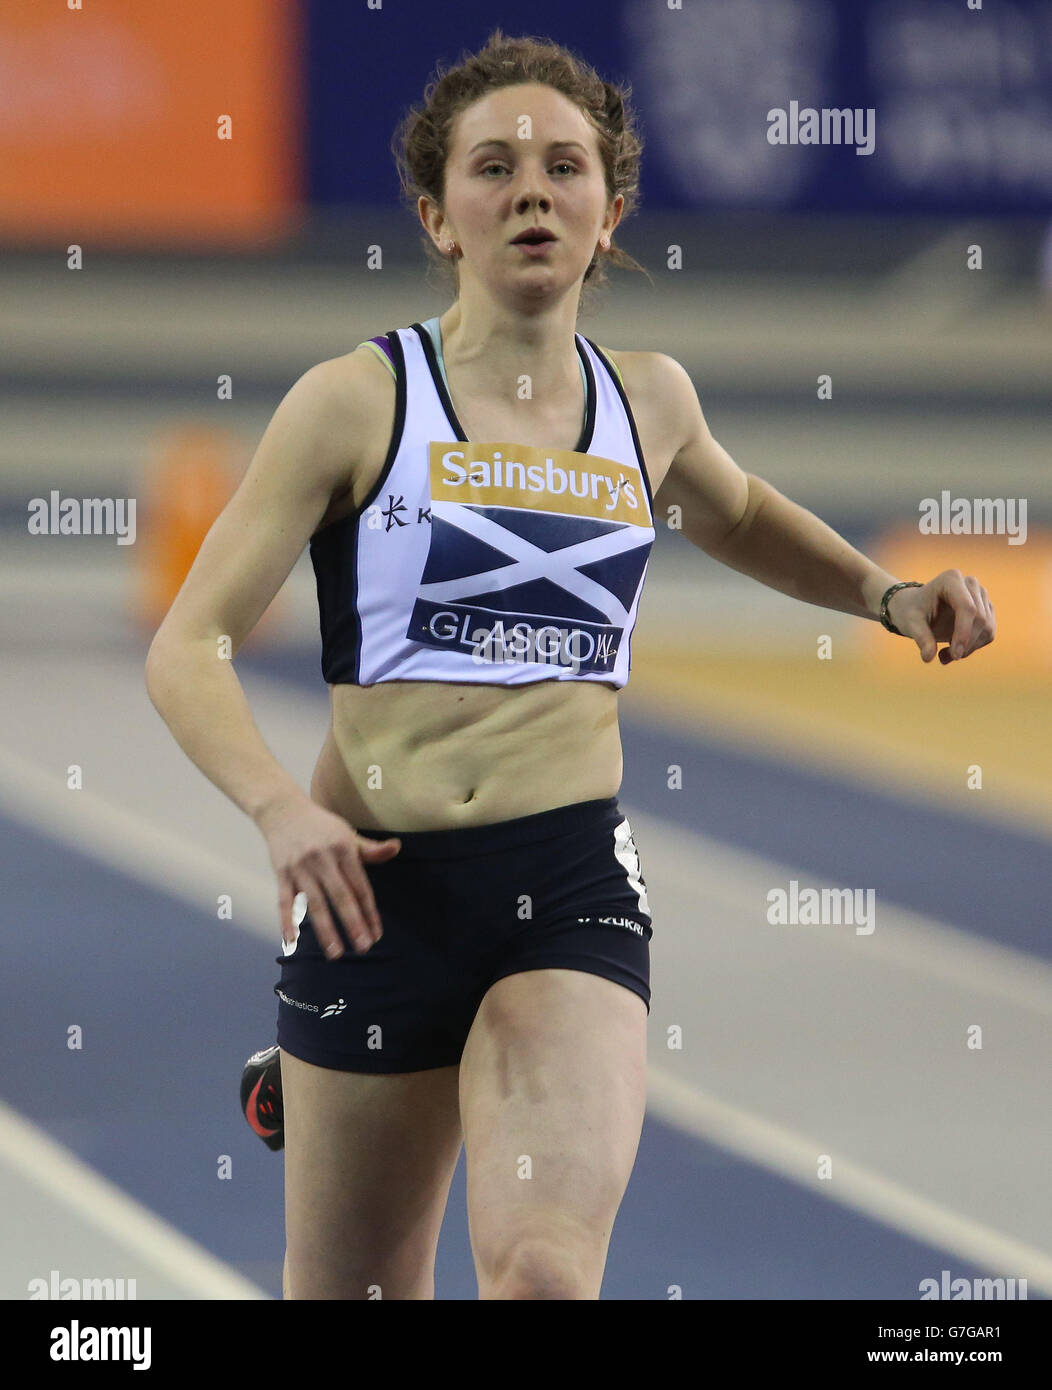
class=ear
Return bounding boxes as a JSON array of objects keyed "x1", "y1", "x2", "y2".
[
  {"x1": 604, "y1": 192, "x2": 625, "y2": 241},
  {"x1": 417, "y1": 194, "x2": 446, "y2": 249}
]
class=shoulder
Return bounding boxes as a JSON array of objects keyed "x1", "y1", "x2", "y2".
[
  {"x1": 593, "y1": 347, "x2": 691, "y2": 396},
  {"x1": 303, "y1": 338, "x2": 397, "y2": 402},
  {"x1": 293, "y1": 340, "x2": 397, "y2": 443},
  {"x1": 592, "y1": 348, "x2": 702, "y2": 452},
  {"x1": 259, "y1": 341, "x2": 397, "y2": 518},
  {"x1": 592, "y1": 346, "x2": 692, "y2": 402}
]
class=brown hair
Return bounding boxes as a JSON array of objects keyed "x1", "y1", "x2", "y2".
[{"x1": 392, "y1": 28, "x2": 650, "y2": 310}]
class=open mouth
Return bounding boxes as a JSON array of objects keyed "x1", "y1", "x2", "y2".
[{"x1": 511, "y1": 230, "x2": 557, "y2": 246}]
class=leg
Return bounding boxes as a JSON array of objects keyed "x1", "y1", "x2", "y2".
[
  {"x1": 459, "y1": 968, "x2": 647, "y2": 1300},
  {"x1": 281, "y1": 1049, "x2": 463, "y2": 1299}
]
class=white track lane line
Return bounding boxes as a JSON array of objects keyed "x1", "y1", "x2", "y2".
[
  {"x1": 0, "y1": 744, "x2": 278, "y2": 940},
  {"x1": 645, "y1": 1069, "x2": 1052, "y2": 1295},
  {"x1": 0, "y1": 1100, "x2": 267, "y2": 1299}
]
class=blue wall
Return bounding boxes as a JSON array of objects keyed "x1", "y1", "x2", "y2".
[{"x1": 305, "y1": 0, "x2": 1052, "y2": 214}]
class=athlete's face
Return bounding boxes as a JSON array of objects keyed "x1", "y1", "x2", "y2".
[{"x1": 430, "y1": 83, "x2": 623, "y2": 294}]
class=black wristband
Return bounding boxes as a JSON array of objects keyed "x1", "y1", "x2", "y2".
[{"x1": 879, "y1": 581, "x2": 923, "y2": 636}]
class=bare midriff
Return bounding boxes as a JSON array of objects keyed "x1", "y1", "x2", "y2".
[{"x1": 310, "y1": 677, "x2": 623, "y2": 832}]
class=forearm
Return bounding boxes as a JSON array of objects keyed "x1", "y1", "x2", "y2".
[
  {"x1": 144, "y1": 637, "x2": 307, "y2": 825},
  {"x1": 704, "y1": 475, "x2": 902, "y2": 622}
]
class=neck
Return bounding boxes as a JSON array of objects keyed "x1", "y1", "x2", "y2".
[{"x1": 439, "y1": 294, "x2": 581, "y2": 407}]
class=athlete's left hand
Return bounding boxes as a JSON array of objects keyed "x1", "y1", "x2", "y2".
[{"x1": 885, "y1": 569, "x2": 996, "y2": 664}]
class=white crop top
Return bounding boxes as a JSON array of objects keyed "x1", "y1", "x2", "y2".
[{"x1": 308, "y1": 317, "x2": 656, "y2": 688}]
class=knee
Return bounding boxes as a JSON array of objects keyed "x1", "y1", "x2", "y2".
[{"x1": 480, "y1": 1237, "x2": 599, "y2": 1301}]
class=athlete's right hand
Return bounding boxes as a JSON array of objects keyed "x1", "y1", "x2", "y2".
[{"x1": 254, "y1": 792, "x2": 401, "y2": 958}]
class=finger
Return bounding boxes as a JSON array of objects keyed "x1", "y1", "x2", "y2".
[
  {"x1": 314, "y1": 856, "x2": 375, "y2": 954},
  {"x1": 963, "y1": 576, "x2": 996, "y2": 652},
  {"x1": 356, "y1": 836, "x2": 402, "y2": 860},
  {"x1": 910, "y1": 614, "x2": 938, "y2": 663},
  {"x1": 943, "y1": 572, "x2": 980, "y2": 658},
  {"x1": 295, "y1": 870, "x2": 350, "y2": 960},
  {"x1": 338, "y1": 841, "x2": 386, "y2": 940},
  {"x1": 277, "y1": 874, "x2": 295, "y2": 945},
  {"x1": 943, "y1": 576, "x2": 987, "y2": 659}
]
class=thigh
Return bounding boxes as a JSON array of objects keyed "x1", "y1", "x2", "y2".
[
  {"x1": 458, "y1": 968, "x2": 647, "y2": 1297},
  {"x1": 281, "y1": 1049, "x2": 463, "y2": 1300}
]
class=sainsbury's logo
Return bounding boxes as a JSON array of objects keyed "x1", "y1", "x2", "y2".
[{"x1": 432, "y1": 443, "x2": 644, "y2": 523}]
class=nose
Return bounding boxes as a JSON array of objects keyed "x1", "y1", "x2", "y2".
[{"x1": 514, "y1": 186, "x2": 552, "y2": 215}]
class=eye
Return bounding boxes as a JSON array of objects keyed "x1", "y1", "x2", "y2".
[{"x1": 478, "y1": 161, "x2": 579, "y2": 177}]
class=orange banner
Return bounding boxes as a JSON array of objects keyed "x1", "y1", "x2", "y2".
[{"x1": 0, "y1": 0, "x2": 302, "y2": 247}]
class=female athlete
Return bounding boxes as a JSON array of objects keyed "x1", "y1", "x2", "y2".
[{"x1": 145, "y1": 30, "x2": 996, "y2": 1300}]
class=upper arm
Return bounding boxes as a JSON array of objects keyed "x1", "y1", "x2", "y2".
[
  {"x1": 650, "y1": 354, "x2": 758, "y2": 553},
  {"x1": 146, "y1": 353, "x2": 368, "y2": 659}
]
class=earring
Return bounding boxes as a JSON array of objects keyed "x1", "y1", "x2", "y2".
[
  {"x1": 599, "y1": 236, "x2": 610, "y2": 251},
  {"x1": 446, "y1": 241, "x2": 457, "y2": 255}
]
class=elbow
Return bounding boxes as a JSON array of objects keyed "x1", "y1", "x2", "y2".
[
  {"x1": 144, "y1": 625, "x2": 183, "y2": 706},
  {"x1": 145, "y1": 624, "x2": 226, "y2": 707},
  {"x1": 144, "y1": 638, "x2": 168, "y2": 708}
]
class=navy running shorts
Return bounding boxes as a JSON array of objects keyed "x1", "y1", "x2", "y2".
[{"x1": 273, "y1": 795, "x2": 652, "y2": 1073}]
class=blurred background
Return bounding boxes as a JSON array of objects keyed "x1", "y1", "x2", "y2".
[{"x1": 1, "y1": 0, "x2": 1049, "y2": 1301}]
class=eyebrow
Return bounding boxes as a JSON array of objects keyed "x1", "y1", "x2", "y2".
[{"x1": 467, "y1": 139, "x2": 589, "y2": 155}]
